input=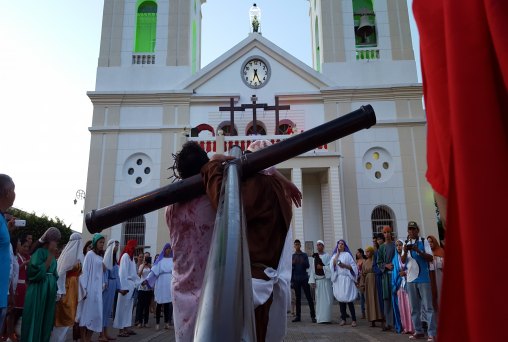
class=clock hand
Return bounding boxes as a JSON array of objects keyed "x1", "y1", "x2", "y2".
[{"x1": 253, "y1": 69, "x2": 260, "y2": 82}]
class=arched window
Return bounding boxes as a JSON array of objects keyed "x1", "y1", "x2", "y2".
[
  {"x1": 123, "y1": 215, "x2": 146, "y2": 250},
  {"x1": 135, "y1": 1, "x2": 158, "y2": 53},
  {"x1": 315, "y1": 17, "x2": 321, "y2": 72},
  {"x1": 352, "y1": 0, "x2": 377, "y2": 48},
  {"x1": 217, "y1": 121, "x2": 238, "y2": 136},
  {"x1": 371, "y1": 205, "x2": 396, "y2": 237},
  {"x1": 246, "y1": 121, "x2": 267, "y2": 135},
  {"x1": 277, "y1": 119, "x2": 296, "y2": 135},
  {"x1": 195, "y1": 123, "x2": 215, "y2": 137}
]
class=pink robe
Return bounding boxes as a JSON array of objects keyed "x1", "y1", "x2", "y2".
[{"x1": 166, "y1": 195, "x2": 215, "y2": 342}]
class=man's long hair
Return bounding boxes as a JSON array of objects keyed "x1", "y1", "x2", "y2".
[{"x1": 173, "y1": 141, "x2": 210, "y2": 179}]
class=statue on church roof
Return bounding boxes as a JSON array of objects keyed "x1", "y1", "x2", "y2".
[{"x1": 249, "y1": 3, "x2": 261, "y2": 33}]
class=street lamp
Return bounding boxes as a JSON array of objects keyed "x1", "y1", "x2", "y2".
[{"x1": 74, "y1": 189, "x2": 86, "y2": 213}]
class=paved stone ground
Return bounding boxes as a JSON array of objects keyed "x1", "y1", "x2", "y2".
[{"x1": 68, "y1": 303, "x2": 416, "y2": 341}]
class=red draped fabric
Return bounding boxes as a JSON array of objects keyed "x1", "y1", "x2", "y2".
[{"x1": 413, "y1": 1, "x2": 508, "y2": 341}]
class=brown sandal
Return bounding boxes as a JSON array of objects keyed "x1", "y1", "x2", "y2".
[{"x1": 117, "y1": 332, "x2": 129, "y2": 338}]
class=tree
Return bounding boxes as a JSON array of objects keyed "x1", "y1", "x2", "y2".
[{"x1": 8, "y1": 207, "x2": 74, "y2": 247}]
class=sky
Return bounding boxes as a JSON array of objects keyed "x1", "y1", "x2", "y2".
[{"x1": 0, "y1": 0, "x2": 420, "y2": 232}]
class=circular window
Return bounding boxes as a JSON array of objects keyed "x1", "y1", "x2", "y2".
[
  {"x1": 123, "y1": 153, "x2": 154, "y2": 188},
  {"x1": 362, "y1": 147, "x2": 394, "y2": 183}
]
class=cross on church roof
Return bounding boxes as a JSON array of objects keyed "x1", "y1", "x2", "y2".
[
  {"x1": 265, "y1": 96, "x2": 290, "y2": 134},
  {"x1": 219, "y1": 98, "x2": 244, "y2": 136},
  {"x1": 241, "y1": 95, "x2": 267, "y2": 135}
]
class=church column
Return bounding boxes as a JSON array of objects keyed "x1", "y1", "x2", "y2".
[
  {"x1": 291, "y1": 168, "x2": 304, "y2": 241},
  {"x1": 328, "y1": 165, "x2": 344, "y2": 242},
  {"x1": 320, "y1": 177, "x2": 333, "y2": 249}
]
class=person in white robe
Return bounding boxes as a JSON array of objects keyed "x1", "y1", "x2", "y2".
[
  {"x1": 145, "y1": 243, "x2": 173, "y2": 330},
  {"x1": 113, "y1": 240, "x2": 140, "y2": 337},
  {"x1": 76, "y1": 233, "x2": 105, "y2": 342},
  {"x1": 308, "y1": 240, "x2": 333, "y2": 324},
  {"x1": 330, "y1": 239, "x2": 359, "y2": 327}
]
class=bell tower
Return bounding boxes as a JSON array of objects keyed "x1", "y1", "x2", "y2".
[
  {"x1": 95, "y1": 0, "x2": 206, "y2": 91},
  {"x1": 309, "y1": 0, "x2": 417, "y2": 86}
]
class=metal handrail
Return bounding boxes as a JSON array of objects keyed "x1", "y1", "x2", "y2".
[{"x1": 193, "y1": 146, "x2": 256, "y2": 341}]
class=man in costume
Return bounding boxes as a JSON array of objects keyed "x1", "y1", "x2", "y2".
[
  {"x1": 308, "y1": 240, "x2": 333, "y2": 324},
  {"x1": 201, "y1": 139, "x2": 297, "y2": 341},
  {"x1": 377, "y1": 225, "x2": 396, "y2": 331},
  {"x1": 413, "y1": 1, "x2": 508, "y2": 341}
]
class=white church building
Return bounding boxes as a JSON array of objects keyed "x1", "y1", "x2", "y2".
[{"x1": 83, "y1": 0, "x2": 437, "y2": 255}]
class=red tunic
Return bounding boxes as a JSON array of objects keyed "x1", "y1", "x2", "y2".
[
  {"x1": 15, "y1": 253, "x2": 30, "y2": 308},
  {"x1": 413, "y1": 1, "x2": 508, "y2": 341}
]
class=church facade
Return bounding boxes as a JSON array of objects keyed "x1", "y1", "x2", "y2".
[{"x1": 83, "y1": 0, "x2": 437, "y2": 255}]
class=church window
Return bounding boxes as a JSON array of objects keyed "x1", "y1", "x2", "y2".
[
  {"x1": 123, "y1": 215, "x2": 146, "y2": 250},
  {"x1": 124, "y1": 153, "x2": 153, "y2": 187},
  {"x1": 352, "y1": 0, "x2": 377, "y2": 48},
  {"x1": 362, "y1": 147, "x2": 394, "y2": 182},
  {"x1": 218, "y1": 121, "x2": 238, "y2": 136},
  {"x1": 246, "y1": 121, "x2": 267, "y2": 136},
  {"x1": 278, "y1": 119, "x2": 296, "y2": 135},
  {"x1": 371, "y1": 206, "x2": 396, "y2": 237},
  {"x1": 194, "y1": 124, "x2": 215, "y2": 137},
  {"x1": 134, "y1": 1, "x2": 158, "y2": 53}
]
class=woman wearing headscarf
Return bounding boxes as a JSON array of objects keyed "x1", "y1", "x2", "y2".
[
  {"x1": 392, "y1": 239, "x2": 414, "y2": 334},
  {"x1": 113, "y1": 240, "x2": 140, "y2": 337},
  {"x1": 145, "y1": 243, "x2": 173, "y2": 330},
  {"x1": 427, "y1": 235, "x2": 444, "y2": 313},
  {"x1": 52, "y1": 233, "x2": 83, "y2": 342},
  {"x1": 76, "y1": 233, "x2": 105, "y2": 342},
  {"x1": 21, "y1": 227, "x2": 61, "y2": 342},
  {"x1": 330, "y1": 240, "x2": 358, "y2": 327},
  {"x1": 359, "y1": 246, "x2": 383, "y2": 327},
  {"x1": 99, "y1": 239, "x2": 120, "y2": 341}
]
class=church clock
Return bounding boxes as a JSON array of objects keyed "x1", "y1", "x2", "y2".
[{"x1": 241, "y1": 56, "x2": 270, "y2": 89}]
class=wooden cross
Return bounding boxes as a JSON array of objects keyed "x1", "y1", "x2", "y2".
[
  {"x1": 265, "y1": 96, "x2": 290, "y2": 134},
  {"x1": 241, "y1": 95, "x2": 267, "y2": 135},
  {"x1": 218, "y1": 97, "x2": 244, "y2": 136}
]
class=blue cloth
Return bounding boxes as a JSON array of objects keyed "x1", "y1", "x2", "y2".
[
  {"x1": 391, "y1": 253, "x2": 403, "y2": 334},
  {"x1": 373, "y1": 251, "x2": 384, "y2": 314},
  {"x1": 292, "y1": 252, "x2": 310, "y2": 282},
  {"x1": 409, "y1": 240, "x2": 431, "y2": 283},
  {"x1": 0, "y1": 214, "x2": 10, "y2": 308},
  {"x1": 102, "y1": 265, "x2": 120, "y2": 327}
]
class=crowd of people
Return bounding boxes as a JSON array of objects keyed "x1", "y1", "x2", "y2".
[
  {"x1": 1, "y1": 173, "x2": 176, "y2": 342},
  {"x1": 3, "y1": 136, "x2": 449, "y2": 342},
  {"x1": 291, "y1": 223, "x2": 445, "y2": 342}
]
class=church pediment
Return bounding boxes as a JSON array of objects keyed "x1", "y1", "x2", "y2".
[{"x1": 178, "y1": 33, "x2": 331, "y2": 93}]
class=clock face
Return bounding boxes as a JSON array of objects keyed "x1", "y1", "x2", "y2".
[{"x1": 241, "y1": 57, "x2": 270, "y2": 89}]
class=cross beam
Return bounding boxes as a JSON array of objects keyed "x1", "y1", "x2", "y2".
[
  {"x1": 265, "y1": 96, "x2": 290, "y2": 134},
  {"x1": 219, "y1": 97, "x2": 245, "y2": 136}
]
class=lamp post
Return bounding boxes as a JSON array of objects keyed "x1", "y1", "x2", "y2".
[{"x1": 74, "y1": 189, "x2": 86, "y2": 213}]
